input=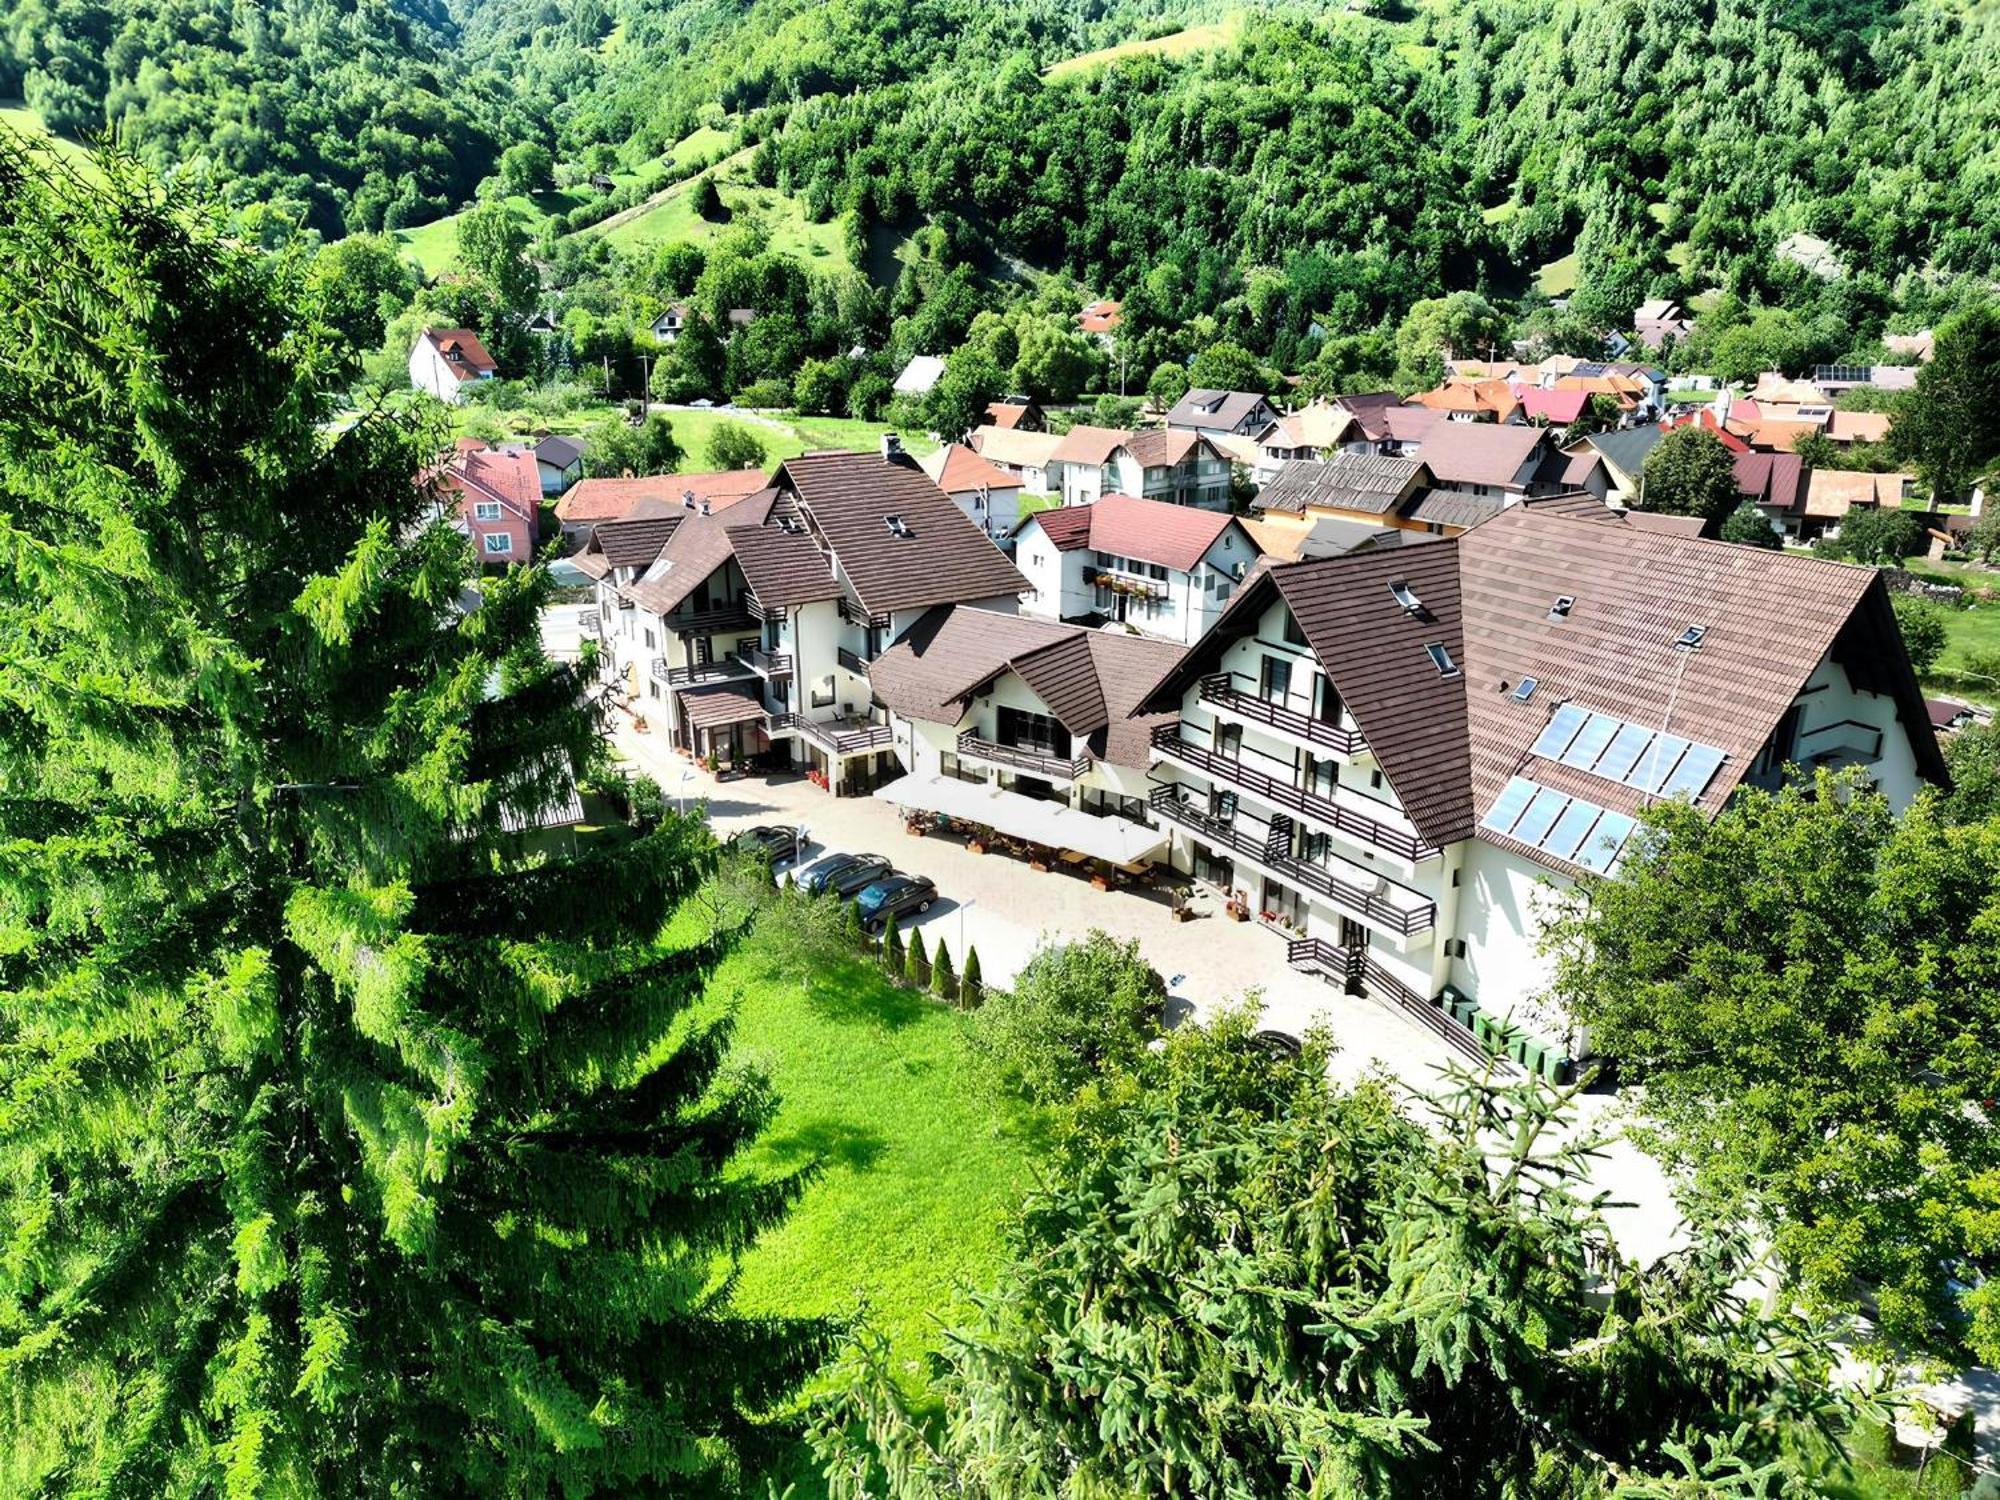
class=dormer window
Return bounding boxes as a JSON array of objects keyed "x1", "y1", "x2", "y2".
[{"x1": 1675, "y1": 624, "x2": 1707, "y2": 651}]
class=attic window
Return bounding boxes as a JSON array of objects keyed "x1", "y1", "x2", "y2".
[
  {"x1": 1675, "y1": 624, "x2": 1708, "y2": 650},
  {"x1": 883, "y1": 514, "x2": 912, "y2": 539},
  {"x1": 681, "y1": 491, "x2": 698, "y2": 509},
  {"x1": 1512, "y1": 676, "x2": 1538, "y2": 702},
  {"x1": 1425, "y1": 642, "x2": 1460, "y2": 678},
  {"x1": 1549, "y1": 595, "x2": 1575, "y2": 620},
  {"x1": 1388, "y1": 579, "x2": 1423, "y2": 614}
]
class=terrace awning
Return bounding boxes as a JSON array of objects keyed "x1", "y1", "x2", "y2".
[
  {"x1": 681, "y1": 683, "x2": 768, "y2": 730},
  {"x1": 873, "y1": 774, "x2": 1166, "y2": 866}
]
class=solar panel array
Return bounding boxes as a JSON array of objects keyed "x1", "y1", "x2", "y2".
[
  {"x1": 1528, "y1": 703, "x2": 1726, "y2": 801},
  {"x1": 1480, "y1": 776, "x2": 1636, "y2": 873},
  {"x1": 1814, "y1": 364, "x2": 1873, "y2": 385}
]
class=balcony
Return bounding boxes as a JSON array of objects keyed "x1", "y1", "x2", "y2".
[
  {"x1": 654, "y1": 656, "x2": 753, "y2": 689},
  {"x1": 837, "y1": 645, "x2": 869, "y2": 677},
  {"x1": 745, "y1": 596, "x2": 786, "y2": 623},
  {"x1": 1083, "y1": 566, "x2": 1166, "y2": 603},
  {"x1": 839, "y1": 596, "x2": 889, "y2": 630},
  {"x1": 671, "y1": 598, "x2": 757, "y2": 633},
  {"x1": 1147, "y1": 787, "x2": 1434, "y2": 935},
  {"x1": 1799, "y1": 719, "x2": 1883, "y2": 768},
  {"x1": 1150, "y1": 726, "x2": 1435, "y2": 861},
  {"x1": 957, "y1": 730, "x2": 1091, "y2": 782},
  {"x1": 735, "y1": 644, "x2": 794, "y2": 679},
  {"x1": 771, "y1": 712, "x2": 894, "y2": 756},
  {"x1": 1199, "y1": 674, "x2": 1365, "y2": 756}
]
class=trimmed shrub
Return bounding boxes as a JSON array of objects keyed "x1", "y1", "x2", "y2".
[
  {"x1": 974, "y1": 932, "x2": 1162, "y2": 1102},
  {"x1": 960, "y1": 946, "x2": 982, "y2": 1007},
  {"x1": 905, "y1": 928, "x2": 929, "y2": 989},
  {"x1": 932, "y1": 943, "x2": 957, "y2": 1005}
]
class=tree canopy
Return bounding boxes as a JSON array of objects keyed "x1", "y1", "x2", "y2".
[{"x1": 1639, "y1": 426, "x2": 1744, "y2": 524}]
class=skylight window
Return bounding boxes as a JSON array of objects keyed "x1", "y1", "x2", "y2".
[
  {"x1": 1512, "y1": 676, "x2": 1538, "y2": 702},
  {"x1": 1675, "y1": 624, "x2": 1707, "y2": 650},
  {"x1": 1425, "y1": 642, "x2": 1459, "y2": 677},
  {"x1": 1549, "y1": 595, "x2": 1575, "y2": 620},
  {"x1": 883, "y1": 514, "x2": 912, "y2": 539},
  {"x1": 1389, "y1": 579, "x2": 1423, "y2": 615}
]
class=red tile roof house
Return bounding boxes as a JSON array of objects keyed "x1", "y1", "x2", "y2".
[
  {"x1": 408, "y1": 327, "x2": 499, "y2": 404},
  {"x1": 1133, "y1": 499, "x2": 1946, "y2": 1067},
  {"x1": 433, "y1": 440, "x2": 541, "y2": 565},
  {"x1": 552, "y1": 468, "x2": 772, "y2": 549},
  {"x1": 1013, "y1": 493, "x2": 1259, "y2": 645},
  {"x1": 920, "y1": 442, "x2": 1025, "y2": 543}
]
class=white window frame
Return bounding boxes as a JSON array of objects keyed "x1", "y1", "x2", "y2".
[{"x1": 482, "y1": 533, "x2": 513, "y2": 556}]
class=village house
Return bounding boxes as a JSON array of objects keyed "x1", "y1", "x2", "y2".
[
  {"x1": 408, "y1": 327, "x2": 498, "y2": 403},
  {"x1": 1134, "y1": 498, "x2": 1944, "y2": 1065},
  {"x1": 1251, "y1": 453, "x2": 1434, "y2": 538},
  {"x1": 432, "y1": 440, "x2": 540, "y2": 564},
  {"x1": 968, "y1": 424, "x2": 1063, "y2": 496},
  {"x1": 1250, "y1": 400, "x2": 1361, "y2": 481},
  {"x1": 1632, "y1": 299, "x2": 1694, "y2": 349},
  {"x1": 1166, "y1": 388, "x2": 1283, "y2": 440},
  {"x1": 1790, "y1": 470, "x2": 1920, "y2": 542},
  {"x1": 579, "y1": 445, "x2": 1028, "y2": 795},
  {"x1": 892, "y1": 355, "x2": 947, "y2": 398},
  {"x1": 649, "y1": 304, "x2": 689, "y2": 343},
  {"x1": 533, "y1": 434, "x2": 585, "y2": 497},
  {"x1": 1564, "y1": 426, "x2": 1662, "y2": 508},
  {"x1": 1050, "y1": 425, "x2": 1132, "y2": 506},
  {"x1": 920, "y1": 443, "x2": 1024, "y2": 544},
  {"x1": 868, "y1": 607, "x2": 1184, "y2": 867},
  {"x1": 1013, "y1": 494, "x2": 1258, "y2": 645},
  {"x1": 1408, "y1": 423, "x2": 1608, "y2": 507},
  {"x1": 1076, "y1": 299, "x2": 1124, "y2": 341},
  {"x1": 984, "y1": 396, "x2": 1045, "y2": 432},
  {"x1": 1407, "y1": 379, "x2": 1520, "y2": 424},
  {"x1": 553, "y1": 468, "x2": 771, "y2": 550}
]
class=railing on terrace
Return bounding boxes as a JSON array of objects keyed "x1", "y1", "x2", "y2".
[
  {"x1": 1147, "y1": 787, "x2": 1435, "y2": 934},
  {"x1": 656, "y1": 657, "x2": 752, "y2": 688},
  {"x1": 957, "y1": 731, "x2": 1091, "y2": 781},
  {"x1": 771, "y1": 713, "x2": 894, "y2": 755},
  {"x1": 734, "y1": 644, "x2": 794, "y2": 678},
  {"x1": 1151, "y1": 725, "x2": 1432, "y2": 860},
  {"x1": 1198, "y1": 674, "x2": 1366, "y2": 756},
  {"x1": 836, "y1": 645, "x2": 869, "y2": 677},
  {"x1": 671, "y1": 599, "x2": 757, "y2": 633}
]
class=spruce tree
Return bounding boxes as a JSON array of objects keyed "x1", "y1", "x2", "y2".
[
  {"x1": 904, "y1": 928, "x2": 928, "y2": 989},
  {"x1": 0, "y1": 142, "x2": 818, "y2": 1494},
  {"x1": 931, "y1": 944, "x2": 957, "y2": 1005},
  {"x1": 880, "y1": 913, "x2": 903, "y2": 976},
  {"x1": 959, "y1": 946, "x2": 982, "y2": 1008}
]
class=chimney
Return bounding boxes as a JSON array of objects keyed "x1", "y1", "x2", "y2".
[
  {"x1": 699, "y1": 500, "x2": 711, "y2": 516},
  {"x1": 880, "y1": 432, "x2": 905, "y2": 463}
]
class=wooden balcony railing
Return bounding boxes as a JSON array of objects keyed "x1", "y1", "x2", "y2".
[
  {"x1": 734, "y1": 644, "x2": 794, "y2": 678},
  {"x1": 836, "y1": 645, "x2": 869, "y2": 677},
  {"x1": 671, "y1": 599, "x2": 757, "y2": 633},
  {"x1": 656, "y1": 657, "x2": 752, "y2": 688},
  {"x1": 957, "y1": 731, "x2": 1091, "y2": 781},
  {"x1": 1147, "y1": 787, "x2": 1435, "y2": 934},
  {"x1": 1150, "y1": 725, "x2": 1434, "y2": 861},
  {"x1": 770, "y1": 713, "x2": 894, "y2": 755},
  {"x1": 1199, "y1": 674, "x2": 1366, "y2": 756}
]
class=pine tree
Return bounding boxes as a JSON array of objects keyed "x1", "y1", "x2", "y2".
[
  {"x1": 931, "y1": 943, "x2": 957, "y2": 1005},
  {"x1": 0, "y1": 142, "x2": 819, "y2": 1495},
  {"x1": 960, "y1": 946, "x2": 983, "y2": 1008},
  {"x1": 904, "y1": 928, "x2": 928, "y2": 989},
  {"x1": 842, "y1": 896, "x2": 867, "y2": 951},
  {"x1": 880, "y1": 913, "x2": 904, "y2": 976}
]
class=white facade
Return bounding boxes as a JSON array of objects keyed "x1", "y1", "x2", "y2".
[
  {"x1": 1016, "y1": 523, "x2": 1253, "y2": 647},
  {"x1": 940, "y1": 482, "x2": 1023, "y2": 546},
  {"x1": 407, "y1": 331, "x2": 494, "y2": 404}
]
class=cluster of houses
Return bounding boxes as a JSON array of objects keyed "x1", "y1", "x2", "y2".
[{"x1": 552, "y1": 426, "x2": 1944, "y2": 1064}]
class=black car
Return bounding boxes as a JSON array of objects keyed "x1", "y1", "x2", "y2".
[
  {"x1": 854, "y1": 873, "x2": 938, "y2": 931},
  {"x1": 799, "y1": 852, "x2": 893, "y2": 897},
  {"x1": 726, "y1": 824, "x2": 807, "y2": 868}
]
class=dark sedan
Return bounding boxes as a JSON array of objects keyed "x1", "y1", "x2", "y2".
[
  {"x1": 726, "y1": 824, "x2": 807, "y2": 868},
  {"x1": 854, "y1": 873, "x2": 938, "y2": 932},
  {"x1": 799, "y1": 852, "x2": 893, "y2": 897}
]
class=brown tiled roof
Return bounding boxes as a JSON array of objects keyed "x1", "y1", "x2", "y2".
[
  {"x1": 588, "y1": 514, "x2": 683, "y2": 571},
  {"x1": 1018, "y1": 504, "x2": 1094, "y2": 551},
  {"x1": 726, "y1": 520, "x2": 842, "y2": 608},
  {"x1": 1012, "y1": 634, "x2": 1108, "y2": 734},
  {"x1": 1616, "y1": 509, "x2": 1708, "y2": 537},
  {"x1": 1048, "y1": 425, "x2": 1131, "y2": 466},
  {"x1": 1401, "y1": 488, "x2": 1506, "y2": 530},
  {"x1": 1088, "y1": 632, "x2": 1187, "y2": 768},
  {"x1": 777, "y1": 451, "x2": 1028, "y2": 614},
  {"x1": 1377, "y1": 406, "x2": 1446, "y2": 446},
  {"x1": 625, "y1": 494, "x2": 777, "y2": 616},
  {"x1": 1411, "y1": 422, "x2": 1545, "y2": 488},
  {"x1": 1118, "y1": 428, "x2": 1202, "y2": 469},
  {"x1": 970, "y1": 425, "x2": 1063, "y2": 470},
  {"x1": 680, "y1": 682, "x2": 769, "y2": 730},
  {"x1": 869, "y1": 608, "x2": 1075, "y2": 725},
  {"x1": 425, "y1": 327, "x2": 496, "y2": 378},
  {"x1": 1258, "y1": 454, "x2": 1427, "y2": 516},
  {"x1": 556, "y1": 468, "x2": 771, "y2": 524}
]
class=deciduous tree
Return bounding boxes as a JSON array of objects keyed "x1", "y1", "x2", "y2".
[
  {"x1": 1890, "y1": 305, "x2": 2000, "y2": 504},
  {"x1": 1639, "y1": 425, "x2": 1743, "y2": 524}
]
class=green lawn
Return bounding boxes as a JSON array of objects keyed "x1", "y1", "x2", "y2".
[
  {"x1": 1017, "y1": 492, "x2": 1064, "y2": 516},
  {"x1": 1536, "y1": 249, "x2": 1579, "y2": 298},
  {"x1": 0, "y1": 100, "x2": 103, "y2": 181},
  {"x1": 661, "y1": 409, "x2": 938, "y2": 474},
  {"x1": 394, "y1": 177, "x2": 645, "y2": 272},
  {"x1": 593, "y1": 151, "x2": 851, "y2": 268},
  {"x1": 1043, "y1": 13, "x2": 1244, "y2": 77},
  {"x1": 656, "y1": 888, "x2": 1040, "y2": 1493}
]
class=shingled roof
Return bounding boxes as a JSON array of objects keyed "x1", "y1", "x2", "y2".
[
  {"x1": 725, "y1": 520, "x2": 843, "y2": 608},
  {"x1": 1256, "y1": 453, "x2": 1428, "y2": 516},
  {"x1": 776, "y1": 451, "x2": 1028, "y2": 615},
  {"x1": 624, "y1": 493, "x2": 777, "y2": 615},
  {"x1": 1016, "y1": 493, "x2": 1244, "y2": 572},
  {"x1": 1137, "y1": 504, "x2": 1946, "y2": 869}
]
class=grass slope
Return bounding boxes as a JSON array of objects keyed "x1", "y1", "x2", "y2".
[
  {"x1": 0, "y1": 100, "x2": 104, "y2": 181},
  {"x1": 394, "y1": 175, "x2": 646, "y2": 272},
  {"x1": 656, "y1": 410, "x2": 939, "y2": 473},
  {"x1": 1044, "y1": 12, "x2": 1244, "y2": 77},
  {"x1": 594, "y1": 154, "x2": 850, "y2": 267}
]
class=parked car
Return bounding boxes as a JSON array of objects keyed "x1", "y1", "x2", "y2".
[
  {"x1": 800, "y1": 852, "x2": 892, "y2": 897},
  {"x1": 726, "y1": 824, "x2": 807, "y2": 868},
  {"x1": 854, "y1": 873, "x2": 938, "y2": 931}
]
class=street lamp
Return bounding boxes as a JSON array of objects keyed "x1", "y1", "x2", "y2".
[
  {"x1": 793, "y1": 824, "x2": 810, "y2": 881},
  {"x1": 957, "y1": 897, "x2": 977, "y2": 963},
  {"x1": 675, "y1": 767, "x2": 695, "y2": 815}
]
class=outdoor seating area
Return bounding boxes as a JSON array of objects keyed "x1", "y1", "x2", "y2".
[{"x1": 876, "y1": 773, "x2": 1165, "y2": 892}]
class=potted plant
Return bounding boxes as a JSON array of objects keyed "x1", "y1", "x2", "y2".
[
  {"x1": 967, "y1": 826, "x2": 989, "y2": 855},
  {"x1": 633, "y1": 714, "x2": 649, "y2": 734},
  {"x1": 1224, "y1": 889, "x2": 1250, "y2": 922},
  {"x1": 701, "y1": 751, "x2": 719, "y2": 775},
  {"x1": 1169, "y1": 885, "x2": 1194, "y2": 923}
]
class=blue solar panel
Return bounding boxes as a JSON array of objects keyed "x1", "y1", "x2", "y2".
[
  {"x1": 1531, "y1": 704, "x2": 1587, "y2": 760},
  {"x1": 1481, "y1": 776, "x2": 1538, "y2": 836},
  {"x1": 1660, "y1": 743, "x2": 1725, "y2": 800},
  {"x1": 1512, "y1": 787, "x2": 1569, "y2": 847},
  {"x1": 1575, "y1": 811, "x2": 1636, "y2": 872},
  {"x1": 1594, "y1": 722, "x2": 1655, "y2": 783},
  {"x1": 1543, "y1": 800, "x2": 1604, "y2": 861},
  {"x1": 1630, "y1": 733, "x2": 1691, "y2": 794},
  {"x1": 1559, "y1": 713, "x2": 1620, "y2": 771}
]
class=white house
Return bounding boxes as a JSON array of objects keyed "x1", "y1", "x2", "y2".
[
  {"x1": 920, "y1": 443, "x2": 1024, "y2": 545},
  {"x1": 893, "y1": 355, "x2": 947, "y2": 398},
  {"x1": 533, "y1": 434, "x2": 585, "y2": 496},
  {"x1": 1166, "y1": 388, "x2": 1282, "y2": 439},
  {"x1": 1049, "y1": 426, "x2": 1232, "y2": 510},
  {"x1": 969, "y1": 425, "x2": 1063, "y2": 497},
  {"x1": 649, "y1": 304, "x2": 690, "y2": 343},
  {"x1": 1013, "y1": 493, "x2": 1255, "y2": 645},
  {"x1": 408, "y1": 327, "x2": 498, "y2": 403},
  {"x1": 1135, "y1": 499, "x2": 1944, "y2": 1071},
  {"x1": 869, "y1": 606, "x2": 1185, "y2": 862}
]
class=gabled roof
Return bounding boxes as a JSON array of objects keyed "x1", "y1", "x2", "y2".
[
  {"x1": 1165, "y1": 389, "x2": 1270, "y2": 431},
  {"x1": 625, "y1": 493, "x2": 779, "y2": 616},
  {"x1": 1256, "y1": 453, "x2": 1428, "y2": 516},
  {"x1": 555, "y1": 468, "x2": 771, "y2": 524},
  {"x1": 984, "y1": 400, "x2": 1038, "y2": 430},
  {"x1": 1257, "y1": 401, "x2": 1356, "y2": 451},
  {"x1": 535, "y1": 434, "x2": 584, "y2": 469},
  {"x1": 421, "y1": 327, "x2": 496, "y2": 378},
  {"x1": 1118, "y1": 428, "x2": 1204, "y2": 469},
  {"x1": 445, "y1": 445, "x2": 540, "y2": 520},
  {"x1": 775, "y1": 451, "x2": 1028, "y2": 615},
  {"x1": 969, "y1": 425, "x2": 1064, "y2": 469},
  {"x1": 585, "y1": 514, "x2": 684, "y2": 572},
  {"x1": 1078, "y1": 299, "x2": 1124, "y2": 334},
  {"x1": 870, "y1": 606, "x2": 1184, "y2": 769},
  {"x1": 1376, "y1": 406, "x2": 1447, "y2": 446},
  {"x1": 1135, "y1": 504, "x2": 1946, "y2": 867},
  {"x1": 725, "y1": 519, "x2": 844, "y2": 608},
  {"x1": 1803, "y1": 469, "x2": 1914, "y2": 519},
  {"x1": 893, "y1": 355, "x2": 946, "y2": 396},
  {"x1": 1410, "y1": 422, "x2": 1546, "y2": 488},
  {"x1": 1734, "y1": 450, "x2": 1809, "y2": 512},
  {"x1": 1401, "y1": 488, "x2": 1506, "y2": 531},
  {"x1": 922, "y1": 443, "x2": 1018, "y2": 494},
  {"x1": 1017, "y1": 492, "x2": 1242, "y2": 573},
  {"x1": 1048, "y1": 424, "x2": 1131, "y2": 466},
  {"x1": 1517, "y1": 388, "x2": 1589, "y2": 424},
  {"x1": 1579, "y1": 425, "x2": 1664, "y2": 480}
]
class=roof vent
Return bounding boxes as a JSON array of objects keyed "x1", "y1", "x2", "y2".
[
  {"x1": 880, "y1": 432, "x2": 904, "y2": 462},
  {"x1": 1425, "y1": 642, "x2": 1460, "y2": 678},
  {"x1": 699, "y1": 500, "x2": 711, "y2": 516},
  {"x1": 681, "y1": 490, "x2": 697, "y2": 509},
  {"x1": 1512, "y1": 676, "x2": 1538, "y2": 702},
  {"x1": 1388, "y1": 579, "x2": 1423, "y2": 614},
  {"x1": 1675, "y1": 624, "x2": 1707, "y2": 650},
  {"x1": 883, "y1": 514, "x2": 912, "y2": 539},
  {"x1": 1549, "y1": 595, "x2": 1575, "y2": 620}
]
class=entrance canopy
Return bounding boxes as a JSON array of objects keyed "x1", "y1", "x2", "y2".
[
  {"x1": 681, "y1": 683, "x2": 768, "y2": 730},
  {"x1": 873, "y1": 774, "x2": 1166, "y2": 865}
]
